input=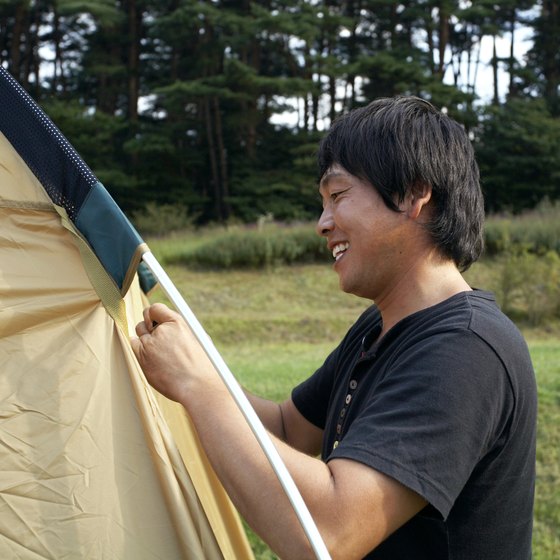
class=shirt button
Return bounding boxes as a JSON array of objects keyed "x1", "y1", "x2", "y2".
[
  {"x1": 350, "y1": 379, "x2": 358, "y2": 390},
  {"x1": 340, "y1": 408, "x2": 346, "y2": 418},
  {"x1": 333, "y1": 441, "x2": 339, "y2": 449},
  {"x1": 345, "y1": 394, "x2": 352, "y2": 405}
]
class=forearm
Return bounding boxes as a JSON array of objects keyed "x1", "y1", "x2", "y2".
[{"x1": 180, "y1": 382, "x2": 330, "y2": 559}]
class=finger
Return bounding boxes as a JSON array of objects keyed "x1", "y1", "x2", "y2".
[
  {"x1": 130, "y1": 335, "x2": 141, "y2": 358},
  {"x1": 135, "y1": 307, "x2": 150, "y2": 336},
  {"x1": 149, "y1": 303, "x2": 180, "y2": 326},
  {"x1": 142, "y1": 306, "x2": 152, "y2": 330},
  {"x1": 136, "y1": 317, "x2": 150, "y2": 337},
  {"x1": 139, "y1": 306, "x2": 161, "y2": 333}
]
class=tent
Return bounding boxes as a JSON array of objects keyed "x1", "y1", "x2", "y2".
[{"x1": 0, "y1": 66, "x2": 254, "y2": 559}]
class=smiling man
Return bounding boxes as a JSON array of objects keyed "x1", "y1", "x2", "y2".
[{"x1": 132, "y1": 97, "x2": 537, "y2": 560}]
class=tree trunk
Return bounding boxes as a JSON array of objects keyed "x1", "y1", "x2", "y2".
[
  {"x1": 542, "y1": 0, "x2": 560, "y2": 114},
  {"x1": 328, "y1": 73, "x2": 336, "y2": 126},
  {"x1": 470, "y1": 29, "x2": 482, "y2": 98},
  {"x1": 52, "y1": 8, "x2": 65, "y2": 94},
  {"x1": 9, "y1": 1, "x2": 28, "y2": 81},
  {"x1": 127, "y1": 0, "x2": 140, "y2": 122},
  {"x1": 21, "y1": 2, "x2": 39, "y2": 90},
  {"x1": 213, "y1": 96, "x2": 230, "y2": 221},
  {"x1": 97, "y1": 37, "x2": 120, "y2": 114},
  {"x1": 437, "y1": 1, "x2": 449, "y2": 80},
  {"x1": 492, "y1": 35, "x2": 499, "y2": 105},
  {"x1": 347, "y1": 0, "x2": 359, "y2": 109},
  {"x1": 204, "y1": 97, "x2": 223, "y2": 222},
  {"x1": 508, "y1": 7, "x2": 517, "y2": 97},
  {"x1": 427, "y1": 27, "x2": 436, "y2": 75},
  {"x1": 303, "y1": 41, "x2": 311, "y2": 130}
]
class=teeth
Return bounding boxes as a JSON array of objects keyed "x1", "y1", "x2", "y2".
[{"x1": 332, "y1": 242, "x2": 349, "y2": 260}]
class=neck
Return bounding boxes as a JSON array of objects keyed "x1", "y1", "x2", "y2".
[{"x1": 375, "y1": 255, "x2": 471, "y2": 339}]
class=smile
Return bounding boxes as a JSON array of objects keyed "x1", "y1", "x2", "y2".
[{"x1": 332, "y1": 242, "x2": 349, "y2": 261}]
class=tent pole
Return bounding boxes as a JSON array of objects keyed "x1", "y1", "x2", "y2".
[{"x1": 141, "y1": 251, "x2": 331, "y2": 560}]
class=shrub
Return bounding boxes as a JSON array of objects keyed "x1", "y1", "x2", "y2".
[
  {"x1": 167, "y1": 224, "x2": 331, "y2": 269},
  {"x1": 493, "y1": 249, "x2": 560, "y2": 325},
  {"x1": 484, "y1": 200, "x2": 560, "y2": 256},
  {"x1": 131, "y1": 202, "x2": 195, "y2": 237}
]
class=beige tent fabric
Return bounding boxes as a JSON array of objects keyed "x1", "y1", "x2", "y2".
[
  {"x1": 0, "y1": 132, "x2": 254, "y2": 559},
  {"x1": 124, "y1": 287, "x2": 254, "y2": 560}
]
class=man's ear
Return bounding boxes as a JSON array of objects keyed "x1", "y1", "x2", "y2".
[{"x1": 406, "y1": 181, "x2": 432, "y2": 220}]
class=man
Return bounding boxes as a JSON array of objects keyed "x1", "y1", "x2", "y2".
[{"x1": 131, "y1": 97, "x2": 537, "y2": 559}]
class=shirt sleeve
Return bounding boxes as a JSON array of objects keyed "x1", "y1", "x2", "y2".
[
  {"x1": 292, "y1": 305, "x2": 380, "y2": 430},
  {"x1": 291, "y1": 346, "x2": 339, "y2": 430}
]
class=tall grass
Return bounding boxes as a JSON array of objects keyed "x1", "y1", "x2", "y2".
[
  {"x1": 484, "y1": 199, "x2": 560, "y2": 256},
  {"x1": 160, "y1": 223, "x2": 331, "y2": 269}
]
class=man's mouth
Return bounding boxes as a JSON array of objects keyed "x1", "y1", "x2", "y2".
[{"x1": 332, "y1": 242, "x2": 349, "y2": 261}]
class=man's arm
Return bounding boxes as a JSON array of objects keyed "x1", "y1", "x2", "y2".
[
  {"x1": 245, "y1": 391, "x2": 323, "y2": 457},
  {"x1": 131, "y1": 303, "x2": 427, "y2": 560}
]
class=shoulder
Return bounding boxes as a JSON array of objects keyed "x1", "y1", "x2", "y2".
[
  {"x1": 395, "y1": 290, "x2": 534, "y2": 380},
  {"x1": 466, "y1": 291, "x2": 534, "y2": 369},
  {"x1": 393, "y1": 290, "x2": 531, "y2": 363},
  {"x1": 444, "y1": 290, "x2": 536, "y2": 397}
]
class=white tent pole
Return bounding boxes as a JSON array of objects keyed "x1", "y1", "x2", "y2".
[{"x1": 141, "y1": 251, "x2": 331, "y2": 560}]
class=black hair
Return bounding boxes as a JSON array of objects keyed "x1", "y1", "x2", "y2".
[{"x1": 317, "y1": 96, "x2": 484, "y2": 271}]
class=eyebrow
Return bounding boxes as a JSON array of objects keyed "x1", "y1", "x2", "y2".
[{"x1": 319, "y1": 170, "x2": 350, "y2": 190}]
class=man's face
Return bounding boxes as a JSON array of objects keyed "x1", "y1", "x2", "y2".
[{"x1": 317, "y1": 164, "x2": 410, "y2": 301}]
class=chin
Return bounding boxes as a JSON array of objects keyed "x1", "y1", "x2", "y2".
[
  {"x1": 338, "y1": 278, "x2": 372, "y2": 301},
  {"x1": 338, "y1": 276, "x2": 357, "y2": 296}
]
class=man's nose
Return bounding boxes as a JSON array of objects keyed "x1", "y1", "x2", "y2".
[{"x1": 316, "y1": 206, "x2": 334, "y2": 237}]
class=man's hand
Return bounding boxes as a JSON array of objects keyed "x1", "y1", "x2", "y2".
[{"x1": 130, "y1": 303, "x2": 219, "y2": 404}]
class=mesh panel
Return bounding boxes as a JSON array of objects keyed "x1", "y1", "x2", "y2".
[{"x1": 0, "y1": 66, "x2": 97, "y2": 220}]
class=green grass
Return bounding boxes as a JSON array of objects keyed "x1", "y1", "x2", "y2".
[
  {"x1": 530, "y1": 339, "x2": 560, "y2": 559},
  {"x1": 147, "y1": 241, "x2": 560, "y2": 560}
]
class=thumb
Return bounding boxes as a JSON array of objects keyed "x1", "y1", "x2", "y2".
[{"x1": 147, "y1": 302, "x2": 181, "y2": 326}]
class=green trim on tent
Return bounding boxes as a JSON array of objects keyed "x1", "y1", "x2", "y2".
[{"x1": 75, "y1": 181, "x2": 148, "y2": 296}]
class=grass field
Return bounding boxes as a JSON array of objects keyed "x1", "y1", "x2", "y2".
[{"x1": 147, "y1": 239, "x2": 560, "y2": 559}]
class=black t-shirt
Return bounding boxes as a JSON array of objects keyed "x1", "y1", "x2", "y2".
[{"x1": 292, "y1": 291, "x2": 537, "y2": 560}]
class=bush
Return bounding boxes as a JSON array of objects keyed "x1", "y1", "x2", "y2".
[
  {"x1": 493, "y1": 249, "x2": 560, "y2": 325},
  {"x1": 131, "y1": 202, "x2": 195, "y2": 237},
  {"x1": 484, "y1": 200, "x2": 560, "y2": 256},
  {"x1": 167, "y1": 224, "x2": 331, "y2": 269}
]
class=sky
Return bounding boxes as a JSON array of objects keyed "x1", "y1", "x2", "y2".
[
  {"x1": 456, "y1": 25, "x2": 534, "y2": 104},
  {"x1": 270, "y1": 23, "x2": 534, "y2": 129}
]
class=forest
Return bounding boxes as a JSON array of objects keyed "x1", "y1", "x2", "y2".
[{"x1": 1, "y1": 0, "x2": 559, "y2": 225}]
